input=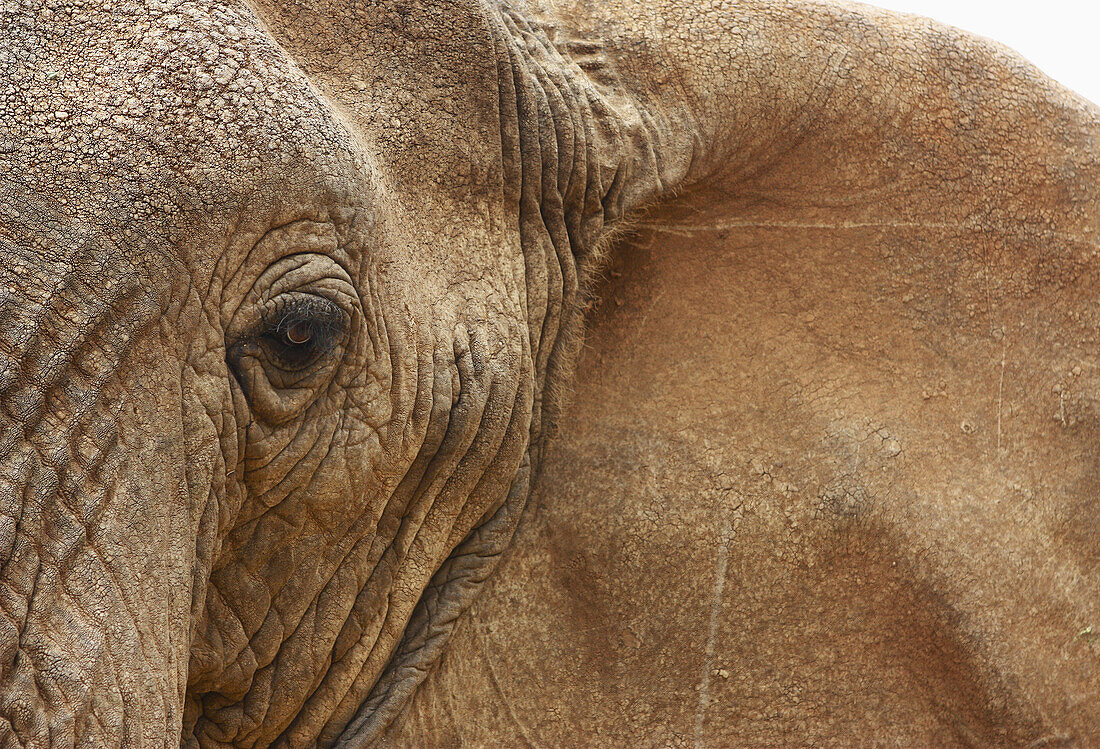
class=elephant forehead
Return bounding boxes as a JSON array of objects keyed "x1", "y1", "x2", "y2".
[
  {"x1": 1, "y1": 0, "x2": 377, "y2": 263},
  {"x1": 245, "y1": 0, "x2": 516, "y2": 203}
]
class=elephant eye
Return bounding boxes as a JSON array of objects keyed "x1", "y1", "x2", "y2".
[
  {"x1": 259, "y1": 294, "x2": 348, "y2": 371},
  {"x1": 283, "y1": 321, "x2": 313, "y2": 345}
]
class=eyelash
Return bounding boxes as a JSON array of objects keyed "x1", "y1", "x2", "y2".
[{"x1": 258, "y1": 295, "x2": 347, "y2": 370}]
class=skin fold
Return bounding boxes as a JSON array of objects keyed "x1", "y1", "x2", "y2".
[{"x1": 0, "y1": 0, "x2": 1096, "y2": 746}]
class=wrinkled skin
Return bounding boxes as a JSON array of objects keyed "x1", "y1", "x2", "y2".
[{"x1": 0, "y1": 0, "x2": 1096, "y2": 747}]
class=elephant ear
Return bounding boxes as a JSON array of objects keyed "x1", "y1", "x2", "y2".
[{"x1": 354, "y1": 3, "x2": 1100, "y2": 747}]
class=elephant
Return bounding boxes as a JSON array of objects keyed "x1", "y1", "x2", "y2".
[{"x1": 1, "y1": 0, "x2": 1097, "y2": 744}]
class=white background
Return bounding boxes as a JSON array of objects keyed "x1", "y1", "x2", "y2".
[{"x1": 865, "y1": 0, "x2": 1100, "y2": 105}]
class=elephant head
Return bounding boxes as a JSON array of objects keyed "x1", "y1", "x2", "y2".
[
  {"x1": 1, "y1": 0, "x2": 1097, "y2": 746},
  {"x1": 0, "y1": 0, "x2": 681, "y2": 744}
]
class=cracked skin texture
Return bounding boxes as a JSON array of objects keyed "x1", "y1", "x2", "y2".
[{"x1": 0, "y1": 0, "x2": 1097, "y2": 746}]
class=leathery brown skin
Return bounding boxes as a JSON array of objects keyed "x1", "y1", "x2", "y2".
[{"x1": 0, "y1": 0, "x2": 1097, "y2": 747}]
